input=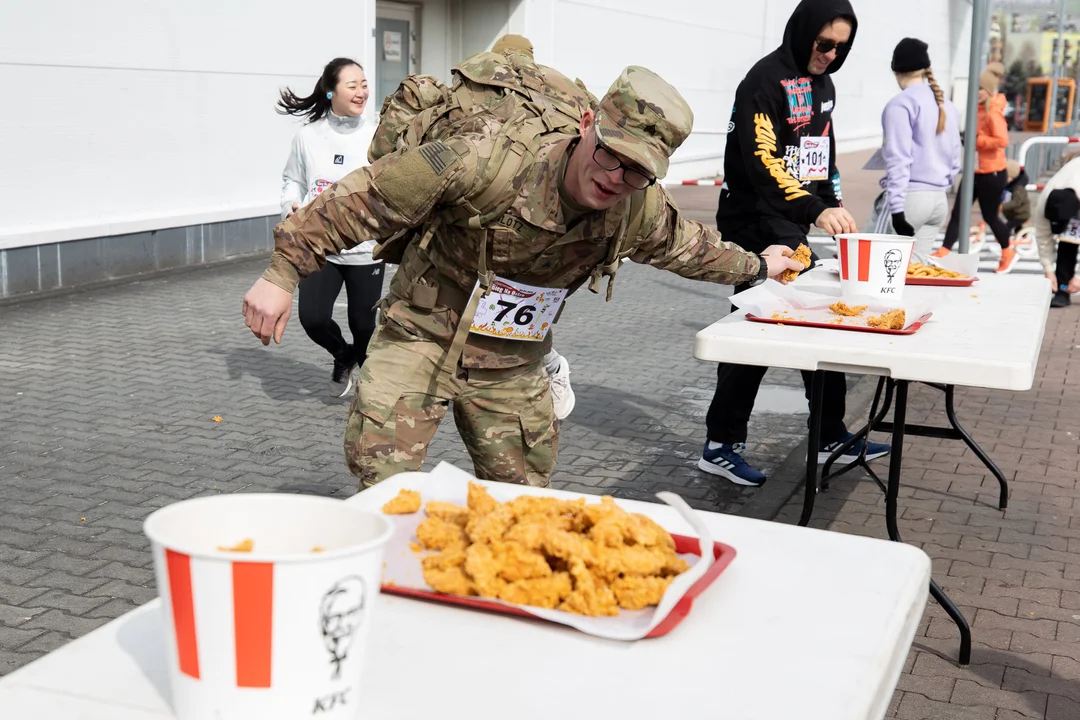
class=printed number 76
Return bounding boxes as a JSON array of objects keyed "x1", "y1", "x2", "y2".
[{"x1": 494, "y1": 300, "x2": 537, "y2": 325}]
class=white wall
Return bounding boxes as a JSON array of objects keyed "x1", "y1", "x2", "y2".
[
  {"x1": 0, "y1": 0, "x2": 376, "y2": 249},
  {"x1": 418, "y1": 0, "x2": 453, "y2": 83},
  {"x1": 2, "y1": 0, "x2": 963, "y2": 248},
  {"x1": 519, "y1": 0, "x2": 960, "y2": 181}
]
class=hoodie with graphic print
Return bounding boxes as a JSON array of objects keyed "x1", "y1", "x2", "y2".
[{"x1": 715, "y1": 0, "x2": 857, "y2": 247}]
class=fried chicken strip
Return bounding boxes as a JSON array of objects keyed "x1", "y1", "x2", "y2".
[
  {"x1": 780, "y1": 243, "x2": 812, "y2": 282},
  {"x1": 381, "y1": 489, "x2": 421, "y2": 514}
]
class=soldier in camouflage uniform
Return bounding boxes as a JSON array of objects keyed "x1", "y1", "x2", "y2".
[{"x1": 242, "y1": 66, "x2": 803, "y2": 489}]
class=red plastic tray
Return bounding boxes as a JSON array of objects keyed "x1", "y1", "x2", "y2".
[
  {"x1": 906, "y1": 275, "x2": 978, "y2": 287},
  {"x1": 381, "y1": 533, "x2": 736, "y2": 639},
  {"x1": 745, "y1": 311, "x2": 933, "y2": 335}
]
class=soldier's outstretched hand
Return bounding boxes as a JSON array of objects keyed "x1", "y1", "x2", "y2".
[
  {"x1": 242, "y1": 279, "x2": 292, "y2": 346},
  {"x1": 761, "y1": 245, "x2": 806, "y2": 284}
]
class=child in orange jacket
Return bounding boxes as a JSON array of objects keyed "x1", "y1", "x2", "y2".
[{"x1": 936, "y1": 69, "x2": 1016, "y2": 273}]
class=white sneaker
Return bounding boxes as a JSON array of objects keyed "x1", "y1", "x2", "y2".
[{"x1": 549, "y1": 356, "x2": 576, "y2": 420}]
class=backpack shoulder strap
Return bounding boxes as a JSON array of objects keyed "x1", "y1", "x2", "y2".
[
  {"x1": 441, "y1": 113, "x2": 551, "y2": 228},
  {"x1": 588, "y1": 190, "x2": 650, "y2": 301}
]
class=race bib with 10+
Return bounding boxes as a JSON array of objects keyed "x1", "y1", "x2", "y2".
[
  {"x1": 799, "y1": 136, "x2": 830, "y2": 182},
  {"x1": 469, "y1": 277, "x2": 566, "y2": 341},
  {"x1": 1061, "y1": 218, "x2": 1080, "y2": 244}
]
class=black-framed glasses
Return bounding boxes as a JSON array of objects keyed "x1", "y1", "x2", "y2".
[
  {"x1": 592, "y1": 138, "x2": 656, "y2": 190},
  {"x1": 814, "y1": 38, "x2": 850, "y2": 54}
]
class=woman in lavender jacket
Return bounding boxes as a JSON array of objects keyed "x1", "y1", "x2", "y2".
[{"x1": 880, "y1": 38, "x2": 962, "y2": 263}]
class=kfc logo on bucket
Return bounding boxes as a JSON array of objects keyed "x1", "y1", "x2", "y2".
[
  {"x1": 144, "y1": 494, "x2": 393, "y2": 720},
  {"x1": 836, "y1": 233, "x2": 914, "y2": 299}
]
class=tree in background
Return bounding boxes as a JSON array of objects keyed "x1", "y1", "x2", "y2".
[{"x1": 1006, "y1": 59, "x2": 1029, "y2": 98}]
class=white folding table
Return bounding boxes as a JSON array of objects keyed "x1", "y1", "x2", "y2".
[
  {"x1": 694, "y1": 269, "x2": 1051, "y2": 665},
  {"x1": 0, "y1": 466, "x2": 931, "y2": 720}
]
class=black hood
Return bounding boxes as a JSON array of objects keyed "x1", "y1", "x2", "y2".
[
  {"x1": 1009, "y1": 169, "x2": 1029, "y2": 188},
  {"x1": 782, "y1": 0, "x2": 858, "y2": 75}
]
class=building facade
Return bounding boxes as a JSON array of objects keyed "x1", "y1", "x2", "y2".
[{"x1": 1, "y1": 0, "x2": 970, "y2": 299}]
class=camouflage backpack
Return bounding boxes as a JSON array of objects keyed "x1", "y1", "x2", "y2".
[
  {"x1": 369, "y1": 49, "x2": 648, "y2": 302},
  {"x1": 368, "y1": 50, "x2": 596, "y2": 164},
  {"x1": 367, "y1": 51, "x2": 593, "y2": 265}
]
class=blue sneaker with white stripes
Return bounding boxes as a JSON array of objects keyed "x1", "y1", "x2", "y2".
[
  {"x1": 697, "y1": 442, "x2": 766, "y2": 487},
  {"x1": 818, "y1": 433, "x2": 891, "y2": 463}
]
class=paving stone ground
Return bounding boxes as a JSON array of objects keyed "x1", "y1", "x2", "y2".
[
  {"x1": 0, "y1": 220, "x2": 815, "y2": 675},
  {"x1": 772, "y1": 303, "x2": 1080, "y2": 719},
  {"x1": 5, "y1": 147, "x2": 1077, "y2": 720}
]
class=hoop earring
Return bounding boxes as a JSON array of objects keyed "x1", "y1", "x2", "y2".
[{"x1": 326, "y1": 91, "x2": 333, "y2": 99}]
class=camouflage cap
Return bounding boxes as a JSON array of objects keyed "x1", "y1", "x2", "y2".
[
  {"x1": 491, "y1": 34, "x2": 534, "y2": 60},
  {"x1": 595, "y1": 66, "x2": 693, "y2": 179}
]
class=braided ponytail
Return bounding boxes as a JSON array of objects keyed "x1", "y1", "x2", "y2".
[{"x1": 924, "y1": 68, "x2": 947, "y2": 134}]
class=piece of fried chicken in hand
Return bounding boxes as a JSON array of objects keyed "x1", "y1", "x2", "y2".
[{"x1": 780, "y1": 243, "x2": 812, "y2": 282}]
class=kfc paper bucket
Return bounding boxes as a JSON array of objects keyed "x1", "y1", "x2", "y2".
[
  {"x1": 143, "y1": 494, "x2": 394, "y2": 720},
  {"x1": 835, "y1": 233, "x2": 915, "y2": 300}
]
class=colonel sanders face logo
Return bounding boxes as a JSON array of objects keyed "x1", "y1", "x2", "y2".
[
  {"x1": 884, "y1": 249, "x2": 903, "y2": 282},
  {"x1": 320, "y1": 576, "x2": 366, "y2": 679}
]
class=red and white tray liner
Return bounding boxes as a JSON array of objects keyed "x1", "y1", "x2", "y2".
[
  {"x1": 732, "y1": 281, "x2": 934, "y2": 330},
  {"x1": 380, "y1": 463, "x2": 716, "y2": 641}
]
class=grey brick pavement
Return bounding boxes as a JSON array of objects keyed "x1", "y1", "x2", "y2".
[
  {"x1": 0, "y1": 239, "x2": 817, "y2": 675},
  {"x1": 771, "y1": 304, "x2": 1080, "y2": 718}
]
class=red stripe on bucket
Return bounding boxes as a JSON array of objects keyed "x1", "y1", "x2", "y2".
[
  {"x1": 838, "y1": 238, "x2": 849, "y2": 279},
  {"x1": 857, "y1": 239, "x2": 872, "y2": 282},
  {"x1": 165, "y1": 550, "x2": 200, "y2": 679},
  {"x1": 233, "y1": 562, "x2": 274, "y2": 688}
]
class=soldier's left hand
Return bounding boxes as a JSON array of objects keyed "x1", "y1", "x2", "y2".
[{"x1": 242, "y1": 279, "x2": 293, "y2": 346}]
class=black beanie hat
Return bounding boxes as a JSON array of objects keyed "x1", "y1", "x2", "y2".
[{"x1": 891, "y1": 38, "x2": 931, "y2": 73}]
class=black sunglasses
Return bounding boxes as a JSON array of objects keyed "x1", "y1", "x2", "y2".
[
  {"x1": 592, "y1": 137, "x2": 656, "y2": 190},
  {"x1": 814, "y1": 38, "x2": 851, "y2": 54}
]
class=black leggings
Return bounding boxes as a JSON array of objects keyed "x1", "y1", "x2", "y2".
[
  {"x1": 1056, "y1": 242, "x2": 1079, "y2": 290},
  {"x1": 943, "y1": 169, "x2": 1010, "y2": 251},
  {"x1": 298, "y1": 261, "x2": 385, "y2": 367},
  {"x1": 706, "y1": 359, "x2": 849, "y2": 446}
]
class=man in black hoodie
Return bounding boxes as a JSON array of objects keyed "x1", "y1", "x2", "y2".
[{"x1": 699, "y1": 0, "x2": 890, "y2": 487}]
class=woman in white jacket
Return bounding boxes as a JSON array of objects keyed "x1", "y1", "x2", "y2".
[
  {"x1": 277, "y1": 58, "x2": 382, "y2": 397},
  {"x1": 1034, "y1": 155, "x2": 1080, "y2": 308}
]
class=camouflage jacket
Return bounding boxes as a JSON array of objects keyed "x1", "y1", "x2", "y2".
[{"x1": 264, "y1": 132, "x2": 761, "y2": 369}]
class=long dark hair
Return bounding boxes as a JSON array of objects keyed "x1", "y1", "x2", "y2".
[{"x1": 277, "y1": 58, "x2": 362, "y2": 124}]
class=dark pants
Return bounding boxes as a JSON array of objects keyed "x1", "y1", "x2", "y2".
[
  {"x1": 298, "y1": 261, "x2": 385, "y2": 367},
  {"x1": 704, "y1": 218, "x2": 849, "y2": 446},
  {"x1": 1056, "y1": 241, "x2": 1079, "y2": 289},
  {"x1": 1006, "y1": 216, "x2": 1027, "y2": 234},
  {"x1": 943, "y1": 170, "x2": 1011, "y2": 251}
]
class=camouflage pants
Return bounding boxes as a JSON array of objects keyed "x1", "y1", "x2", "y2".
[{"x1": 343, "y1": 328, "x2": 558, "y2": 489}]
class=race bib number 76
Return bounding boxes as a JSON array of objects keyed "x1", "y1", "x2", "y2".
[{"x1": 469, "y1": 277, "x2": 566, "y2": 342}]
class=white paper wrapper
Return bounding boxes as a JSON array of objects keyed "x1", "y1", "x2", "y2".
[
  {"x1": 732, "y1": 280, "x2": 934, "y2": 330},
  {"x1": 379, "y1": 462, "x2": 717, "y2": 641},
  {"x1": 934, "y1": 252, "x2": 981, "y2": 277}
]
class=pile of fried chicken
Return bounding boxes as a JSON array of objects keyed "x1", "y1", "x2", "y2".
[
  {"x1": 826, "y1": 302, "x2": 907, "y2": 330},
  {"x1": 400, "y1": 483, "x2": 690, "y2": 616}
]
